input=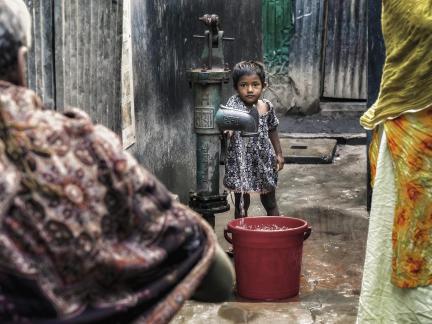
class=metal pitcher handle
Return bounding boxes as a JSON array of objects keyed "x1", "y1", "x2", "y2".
[
  {"x1": 224, "y1": 227, "x2": 233, "y2": 244},
  {"x1": 304, "y1": 227, "x2": 312, "y2": 241}
]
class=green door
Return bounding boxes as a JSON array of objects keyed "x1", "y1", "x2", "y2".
[{"x1": 262, "y1": 0, "x2": 294, "y2": 73}]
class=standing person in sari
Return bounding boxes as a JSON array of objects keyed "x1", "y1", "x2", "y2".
[
  {"x1": 357, "y1": 0, "x2": 432, "y2": 322},
  {"x1": 0, "y1": 1, "x2": 234, "y2": 323}
]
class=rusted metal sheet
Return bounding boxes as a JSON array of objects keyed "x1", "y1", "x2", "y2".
[
  {"x1": 288, "y1": 0, "x2": 326, "y2": 113},
  {"x1": 54, "y1": 0, "x2": 123, "y2": 134},
  {"x1": 25, "y1": 0, "x2": 55, "y2": 110},
  {"x1": 26, "y1": 1, "x2": 123, "y2": 135},
  {"x1": 322, "y1": 0, "x2": 367, "y2": 100}
]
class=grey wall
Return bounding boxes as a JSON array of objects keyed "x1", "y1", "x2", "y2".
[
  {"x1": 25, "y1": 0, "x2": 55, "y2": 110},
  {"x1": 322, "y1": 0, "x2": 367, "y2": 100},
  {"x1": 54, "y1": 0, "x2": 123, "y2": 135},
  {"x1": 267, "y1": 0, "x2": 326, "y2": 115},
  {"x1": 130, "y1": 0, "x2": 262, "y2": 202},
  {"x1": 289, "y1": 0, "x2": 325, "y2": 114},
  {"x1": 267, "y1": 0, "x2": 367, "y2": 115},
  {"x1": 25, "y1": 0, "x2": 124, "y2": 136}
]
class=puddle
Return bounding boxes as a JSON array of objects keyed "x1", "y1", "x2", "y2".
[{"x1": 291, "y1": 207, "x2": 368, "y2": 301}]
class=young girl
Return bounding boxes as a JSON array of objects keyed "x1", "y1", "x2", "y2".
[{"x1": 224, "y1": 60, "x2": 284, "y2": 219}]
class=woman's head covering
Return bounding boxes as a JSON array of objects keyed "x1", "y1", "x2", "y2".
[
  {"x1": 360, "y1": 0, "x2": 432, "y2": 130},
  {"x1": 0, "y1": 0, "x2": 31, "y2": 79},
  {"x1": 0, "y1": 0, "x2": 31, "y2": 47}
]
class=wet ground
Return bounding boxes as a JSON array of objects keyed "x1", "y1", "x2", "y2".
[{"x1": 172, "y1": 145, "x2": 368, "y2": 324}]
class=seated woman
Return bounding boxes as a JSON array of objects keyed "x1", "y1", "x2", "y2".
[{"x1": 0, "y1": 1, "x2": 234, "y2": 323}]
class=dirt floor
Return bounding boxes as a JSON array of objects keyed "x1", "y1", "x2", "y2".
[{"x1": 172, "y1": 144, "x2": 369, "y2": 324}]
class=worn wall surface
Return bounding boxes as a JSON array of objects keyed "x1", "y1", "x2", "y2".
[
  {"x1": 130, "y1": 0, "x2": 262, "y2": 201},
  {"x1": 267, "y1": 0, "x2": 367, "y2": 115},
  {"x1": 289, "y1": 0, "x2": 325, "y2": 114},
  {"x1": 54, "y1": 0, "x2": 123, "y2": 135},
  {"x1": 322, "y1": 0, "x2": 367, "y2": 100},
  {"x1": 265, "y1": 0, "x2": 325, "y2": 115},
  {"x1": 26, "y1": 0, "x2": 124, "y2": 136},
  {"x1": 25, "y1": 0, "x2": 55, "y2": 110},
  {"x1": 261, "y1": 0, "x2": 296, "y2": 115}
]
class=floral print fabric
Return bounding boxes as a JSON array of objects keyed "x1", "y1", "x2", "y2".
[
  {"x1": 0, "y1": 82, "x2": 216, "y2": 323},
  {"x1": 357, "y1": 129, "x2": 432, "y2": 323},
  {"x1": 223, "y1": 95, "x2": 279, "y2": 193},
  {"x1": 368, "y1": 128, "x2": 380, "y2": 188},
  {"x1": 369, "y1": 108, "x2": 432, "y2": 288}
]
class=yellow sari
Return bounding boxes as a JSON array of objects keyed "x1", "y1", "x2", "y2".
[{"x1": 363, "y1": 0, "x2": 432, "y2": 289}]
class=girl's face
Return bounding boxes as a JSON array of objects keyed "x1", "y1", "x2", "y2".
[{"x1": 236, "y1": 74, "x2": 264, "y2": 106}]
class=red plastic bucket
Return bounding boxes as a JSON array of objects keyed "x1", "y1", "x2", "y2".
[{"x1": 224, "y1": 216, "x2": 311, "y2": 300}]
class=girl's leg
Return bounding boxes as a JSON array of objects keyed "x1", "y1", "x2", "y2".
[
  {"x1": 260, "y1": 190, "x2": 280, "y2": 216},
  {"x1": 234, "y1": 192, "x2": 250, "y2": 219}
]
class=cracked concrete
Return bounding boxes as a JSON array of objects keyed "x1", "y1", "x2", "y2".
[{"x1": 172, "y1": 145, "x2": 368, "y2": 324}]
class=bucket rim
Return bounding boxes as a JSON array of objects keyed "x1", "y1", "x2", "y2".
[{"x1": 227, "y1": 216, "x2": 309, "y2": 234}]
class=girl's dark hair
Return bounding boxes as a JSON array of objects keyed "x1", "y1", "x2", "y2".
[
  {"x1": 232, "y1": 60, "x2": 266, "y2": 89},
  {"x1": 0, "y1": 27, "x2": 22, "y2": 79},
  {"x1": 0, "y1": 0, "x2": 31, "y2": 81}
]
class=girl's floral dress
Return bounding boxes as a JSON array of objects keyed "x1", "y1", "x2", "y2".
[{"x1": 223, "y1": 95, "x2": 279, "y2": 193}]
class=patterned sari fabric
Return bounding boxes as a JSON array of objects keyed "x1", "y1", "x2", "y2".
[
  {"x1": 0, "y1": 82, "x2": 216, "y2": 323},
  {"x1": 368, "y1": 129, "x2": 380, "y2": 188},
  {"x1": 357, "y1": 129, "x2": 432, "y2": 323},
  {"x1": 382, "y1": 109, "x2": 432, "y2": 288}
]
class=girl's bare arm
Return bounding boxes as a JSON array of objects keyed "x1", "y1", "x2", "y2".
[{"x1": 269, "y1": 127, "x2": 284, "y2": 171}]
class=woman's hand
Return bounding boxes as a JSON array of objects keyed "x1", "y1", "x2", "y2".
[{"x1": 276, "y1": 153, "x2": 284, "y2": 171}]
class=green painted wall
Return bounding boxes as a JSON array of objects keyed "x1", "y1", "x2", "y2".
[{"x1": 262, "y1": 0, "x2": 294, "y2": 73}]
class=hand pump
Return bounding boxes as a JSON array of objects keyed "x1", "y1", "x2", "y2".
[{"x1": 187, "y1": 14, "x2": 233, "y2": 227}]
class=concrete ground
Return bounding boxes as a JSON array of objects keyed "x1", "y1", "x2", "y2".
[
  {"x1": 172, "y1": 144, "x2": 369, "y2": 324},
  {"x1": 279, "y1": 102, "x2": 366, "y2": 135}
]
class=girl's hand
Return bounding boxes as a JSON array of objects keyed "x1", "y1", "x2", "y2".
[
  {"x1": 224, "y1": 130, "x2": 234, "y2": 139},
  {"x1": 276, "y1": 154, "x2": 284, "y2": 171}
]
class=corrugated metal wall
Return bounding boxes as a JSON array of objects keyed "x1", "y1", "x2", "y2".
[
  {"x1": 54, "y1": 0, "x2": 123, "y2": 134},
  {"x1": 26, "y1": 0, "x2": 123, "y2": 135},
  {"x1": 25, "y1": 0, "x2": 55, "y2": 110},
  {"x1": 322, "y1": 0, "x2": 367, "y2": 99},
  {"x1": 288, "y1": 0, "x2": 326, "y2": 113}
]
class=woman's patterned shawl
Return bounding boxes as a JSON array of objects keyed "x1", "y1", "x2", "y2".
[{"x1": 0, "y1": 81, "x2": 215, "y2": 323}]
